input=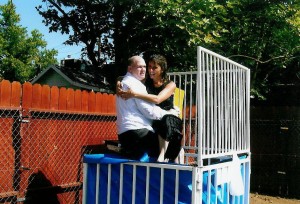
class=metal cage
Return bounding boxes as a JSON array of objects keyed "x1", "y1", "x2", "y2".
[{"x1": 83, "y1": 46, "x2": 251, "y2": 204}]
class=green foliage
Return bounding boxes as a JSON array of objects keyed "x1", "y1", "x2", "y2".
[
  {"x1": 37, "y1": 0, "x2": 114, "y2": 71},
  {"x1": 37, "y1": 0, "x2": 299, "y2": 99},
  {"x1": 149, "y1": 0, "x2": 299, "y2": 99},
  {"x1": 138, "y1": 0, "x2": 231, "y2": 72},
  {"x1": 0, "y1": 2, "x2": 57, "y2": 83},
  {"x1": 214, "y1": 0, "x2": 300, "y2": 99}
]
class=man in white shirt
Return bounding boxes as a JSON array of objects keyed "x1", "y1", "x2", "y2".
[{"x1": 116, "y1": 56, "x2": 170, "y2": 160}]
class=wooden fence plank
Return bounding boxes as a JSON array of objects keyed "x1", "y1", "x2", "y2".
[
  {"x1": 32, "y1": 84, "x2": 42, "y2": 109},
  {"x1": 107, "y1": 94, "x2": 116, "y2": 114},
  {"x1": 22, "y1": 82, "x2": 33, "y2": 111},
  {"x1": 95, "y1": 92, "x2": 103, "y2": 113},
  {"x1": 41, "y1": 85, "x2": 51, "y2": 110},
  {"x1": 50, "y1": 86, "x2": 59, "y2": 110},
  {"x1": 88, "y1": 91, "x2": 96, "y2": 112},
  {"x1": 101, "y1": 93, "x2": 109, "y2": 114},
  {"x1": 66, "y1": 89, "x2": 75, "y2": 111},
  {"x1": 11, "y1": 81, "x2": 21, "y2": 108},
  {"x1": 0, "y1": 80, "x2": 11, "y2": 107},
  {"x1": 74, "y1": 90, "x2": 82, "y2": 112},
  {"x1": 81, "y1": 91, "x2": 89, "y2": 112},
  {"x1": 58, "y1": 87, "x2": 67, "y2": 111}
]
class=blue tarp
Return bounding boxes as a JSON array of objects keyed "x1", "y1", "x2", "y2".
[{"x1": 83, "y1": 154, "x2": 244, "y2": 204}]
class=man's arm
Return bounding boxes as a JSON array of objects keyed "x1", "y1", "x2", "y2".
[
  {"x1": 134, "y1": 98, "x2": 168, "y2": 120},
  {"x1": 122, "y1": 76, "x2": 175, "y2": 120}
]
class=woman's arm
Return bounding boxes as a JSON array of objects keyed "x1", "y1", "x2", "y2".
[{"x1": 126, "y1": 81, "x2": 176, "y2": 104}]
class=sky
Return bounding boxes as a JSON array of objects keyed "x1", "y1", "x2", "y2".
[{"x1": 1, "y1": 0, "x2": 82, "y2": 62}]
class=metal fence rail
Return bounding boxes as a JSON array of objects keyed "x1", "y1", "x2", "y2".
[{"x1": 168, "y1": 71, "x2": 198, "y2": 165}]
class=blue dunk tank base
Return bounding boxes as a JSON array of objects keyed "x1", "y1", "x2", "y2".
[{"x1": 82, "y1": 154, "x2": 250, "y2": 204}]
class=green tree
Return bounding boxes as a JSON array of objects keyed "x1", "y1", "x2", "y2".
[
  {"x1": 211, "y1": 0, "x2": 299, "y2": 99},
  {"x1": 36, "y1": 0, "x2": 215, "y2": 74},
  {"x1": 36, "y1": 0, "x2": 114, "y2": 81},
  {"x1": 37, "y1": 0, "x2": 299, "y2": 98},
  {"x1": 144, "y1": 0, "x2": 299, "y2": 99},
  {"x1": 0, "y1": 1, "x2": 57, "y2": 83}
]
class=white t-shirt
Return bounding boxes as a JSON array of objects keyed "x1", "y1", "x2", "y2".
[{"x1": 116, "y1": 72, "x2": 168, "y2": 134}]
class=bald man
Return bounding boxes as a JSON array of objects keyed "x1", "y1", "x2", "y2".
[{"x1": 116, "y1": 56, "x2": 170, "y2": 160}]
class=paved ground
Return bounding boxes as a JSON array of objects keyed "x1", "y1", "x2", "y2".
[{"x1": 250, "y1": 193, "x2": 300, "y2": 204}]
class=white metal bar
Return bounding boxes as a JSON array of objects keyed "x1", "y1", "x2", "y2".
[
  {"x1": 124, "y1": 162, "x2": 194, "y2": 170},
  {"x1": 213, "y1": 167, "x2": 218, "y2": 204},
  {"x1": 207, "y1": 53, "x2": 212, "y2": 156},
  {"x1": 200, "y1": 150, "x2": 250, "y2": 160},
  {"x1": 217, "y1": 58, "x2": 221, "y2": 155},
  {"x1": 160, "y1": 168, "x2": 164, "y2": 204},
  {"x1": 188, "y1": 74, "x2": 193, "y2": 149},
  {"x1": 220, "y1": 60, "x2": 225, "y2": 154},
  {"x1": 243, "y1": 71, "x2": 247, "y2": 150},
  {"x1": 233, "y1": 66, "x2": 237, "y2": 151},
  {"x1": 175, "y1": 169, "x2": 179, "y2": 204},
  {"x1": 183, "y1": 74, "x2": 187, "y2": 149},
  {"x1": 132, "y1": 165, "x2": 136, "y2": 204},
  {"x1": 107, "y1": 164, "x2": 111, "y2": 204},
  {"x1": 237, "y1": 70, "x2": 243, "y2": 150},
  {"x1": 119, "y1": 164, "x2": 124, "y2": 204},
  {"x1": 207, "y1": 170, "x2": 211, "y2": 203},
  {"x1": 194, "y1": 73, "x2": 199, "y2": 163},
  {"x1": 82, "y1": 163, "x2": 88, "y2": 204},
  {"x1": 239, "y1": 69, "x2": 243, "y2": 151},
  {"x1": 229, "y1": 63, "x2": 234, "y2": 152},
  {"x1": 246, "y1": 69, "x2": 251, "y2": 150},
  {"x1": 225, "y1": 64, "x2": 230, "y2": 152},
  {"x1": 213, "y1": 55, "x2": 218, "y2": 154},
  {"x1": 96, "y1": 164, "x2": 100, "y2": 204},
  {"x1": 204, "y1": 159, "x2": 250, "y2": 173},
  {"x1": 244, "y1": 158, "x2": 251, "y2": 204},
  {"x1": 199, "y1": 47, "x2": 205, "y2": 166},
  {"x1": 146, "y1": 166, "x2": 150, "y2": 204},
  {"x1": 241, "y1": 162, "x2": 246, "y2": 204},
  {"x1": 182, "y1": 74, "x2": 187, "y2": 149},
  {"x1": 192, "y1": 167, "x2": 202, "y2": 203}
]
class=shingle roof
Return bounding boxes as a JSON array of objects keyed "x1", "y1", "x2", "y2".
[{"x1": 31, "y1": 59, "x2": 113, "y2": 93}]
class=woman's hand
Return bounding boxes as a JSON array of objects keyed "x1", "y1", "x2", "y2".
[{"x1": 167, "y1": 106, "x2": 180, "y2": 117}]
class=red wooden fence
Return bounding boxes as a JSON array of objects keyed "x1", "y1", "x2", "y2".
[
  {"x1": 20, "y1": 82, "x2": 116, "y2": 114},
  {"x1": 0, "y1": 80, "x2": 118, "y2": 203}
]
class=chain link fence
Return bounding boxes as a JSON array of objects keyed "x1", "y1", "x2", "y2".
[{"x1": 0, "y1": 107, "x2": 117, "y2": 203}]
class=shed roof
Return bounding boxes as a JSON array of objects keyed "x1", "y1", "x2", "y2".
[{"x1": 31, "y1": 59, "x2": 112, "y2": 93}]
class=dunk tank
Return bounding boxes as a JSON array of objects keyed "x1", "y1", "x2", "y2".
[{"x1": 82, "y1": 46, "x2": 251, "y2": 204}]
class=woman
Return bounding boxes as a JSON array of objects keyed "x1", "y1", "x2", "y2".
[{"x1": 117, "y1": 54, "x2": 184, "y2": 164}]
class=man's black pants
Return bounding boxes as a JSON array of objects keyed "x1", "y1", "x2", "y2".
[{"x1": 118, "y1": 128, "x2": 159, "y2": 160}]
